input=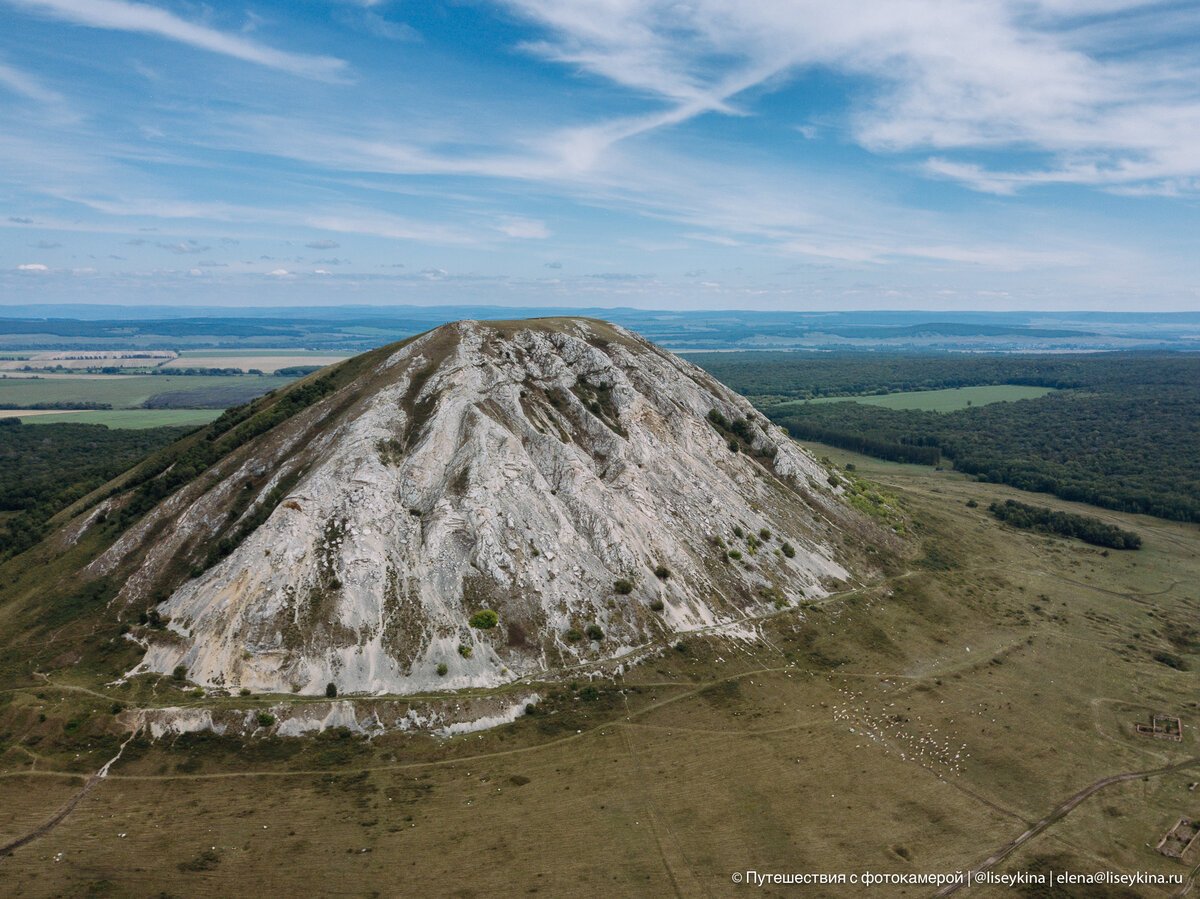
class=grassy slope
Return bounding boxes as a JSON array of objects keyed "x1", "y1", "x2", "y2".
[{"x1": 1, "y1": 445, "x2": 1196, "y2": 896}]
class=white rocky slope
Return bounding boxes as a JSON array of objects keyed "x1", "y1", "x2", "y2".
[{"x1": 119, "y1": 318, "x2": 868, "y2": 695}]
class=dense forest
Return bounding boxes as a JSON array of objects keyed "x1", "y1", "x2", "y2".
[
  {"x1": 693, "y1": 352, "x2": 1200, "y2": 523},
  {"x1": 0, "y1": 421, "x2": 191, "y2": 558},
  {"x1": 988, "y1": 500, "x2": 1142, "y2": 549}
]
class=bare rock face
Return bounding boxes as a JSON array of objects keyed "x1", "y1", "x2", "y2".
[{"x1": 116, "y1": 318, "x2": 874, "y2": 695}]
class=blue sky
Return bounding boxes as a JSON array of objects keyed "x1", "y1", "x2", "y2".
[{"x1": 1, "y1": 0, "x2": 1199, "y2": 310}]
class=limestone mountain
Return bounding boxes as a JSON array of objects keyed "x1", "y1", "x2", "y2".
[{"x1": 58, "y1": 318, "x2": 885, "y2": 695}]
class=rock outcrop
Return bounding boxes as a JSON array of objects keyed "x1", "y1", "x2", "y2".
[{"x1": 108, "y1": 318, "x2": 877, "y2": 694}]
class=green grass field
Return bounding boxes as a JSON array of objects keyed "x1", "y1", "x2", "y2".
[
  {"x1": 1, "y1": 447, "x2": 1197, "y2": 896},
  {"x1": 779, "y1": 384, "x2": 1055, "y2": 412},
  {"x1": 7, "y1": 409, "x2": 221, "y2": 429},
  {"x1": 0, "y1": 374, "x2": 292, "y2": 409}
]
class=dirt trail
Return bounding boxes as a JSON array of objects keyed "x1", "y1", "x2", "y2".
[
  {"x1": 0, "y1": 727, "x2": 140, "y2": 860},
  {"x1": 933, "y1": 756, "x2": 1200, "y2": 897}
]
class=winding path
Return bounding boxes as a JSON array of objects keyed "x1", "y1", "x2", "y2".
[
  {"x1": 933, "y1": 756, "x2": 1200, "y2": 897},
  {"x1": 0, "y1": 727, "x2": 140, "y2": 860}
]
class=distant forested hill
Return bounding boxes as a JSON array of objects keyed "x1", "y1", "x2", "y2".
[{"x1": 692, "y1": 352, "x2": 1200, "y2": 523}]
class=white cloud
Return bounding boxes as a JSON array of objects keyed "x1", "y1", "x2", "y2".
[
  {"x1": 267, "y1": 268, "x2": 291, "y2": 277},
  {"x1": 5, "y1": 0, "x2": 347, "y2": 81},
  {"x1": 495, "y1": 217, "x2": 550, "y2": 239},
  {"x1": 305, "y1": 239, "x2": 341, "y2": 249},
  {"x1": 496, "y1": 0, "x2": 1200, "y2": 195},
  {"x1": 16, "y1": 262, "x2": 48, "y2": 271}
]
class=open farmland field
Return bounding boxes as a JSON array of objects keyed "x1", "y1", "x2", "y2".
[
  {"x1": 1, "y1": 449, "x2": 1196, "y2": 897},
  {"x1": 166, "y1": 350, "x2": 349, "y2": 373},
  {"x1": 0, "y1": 351, "x2": 178, "y2": 372},
  {"x1": 782, "y1": 384, "x2": 1056, "y2": 412},
  {"x1": 0, "y1": 374, "x2": 293, "y2": 410},
  {"x1": 0, "y1": 409, "x2": 221, "y2": 428}
]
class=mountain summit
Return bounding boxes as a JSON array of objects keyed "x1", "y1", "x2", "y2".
[{"x1": 91, "y1": 318, "x2": 876, "y2": 694}]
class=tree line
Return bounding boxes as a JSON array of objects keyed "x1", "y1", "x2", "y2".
[{"x1": 988, "y1": 499, "x2": 1142, "y2": 549}]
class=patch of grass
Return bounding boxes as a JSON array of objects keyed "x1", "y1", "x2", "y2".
[{"x1": 795, "y1": 384, "x2": 1056, "y2": 412}]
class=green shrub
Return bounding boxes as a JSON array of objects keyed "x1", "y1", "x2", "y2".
[
  {"x1": 437, "y1": 663, "x2": 449, "y2": 676},
  {"x1": 732, "y1": 525, "x2": 744, "y2": 538},
  {"x1": 613, "y1": 579, "x2": 634, "y2": 595},
  {"x1": 758, "y1": 528, "x2": 772, "y2": 541},
  {"x1": 257, "y1": 712, "x2": 275, "y2": 727},
  {"x1": 325, "y1": 682, "x2": 337, "y2": 698},
  {"x1": 565, "y1": 628, "x2": 583, "y2": 642},
  {"x1": 1153, "y1": 651, "x2": 1189, "y2": 671},
  {"x1": 780, "y1": 542, "x2": 796, "y2": 559},
  {"x1": 172, "y1": 665, "x2": 188, "y2": 682},
  {"x1": 728, "y1": 549, "x2": 742, "y2": 560},
  {"x1": 649, "y1": 598, "x2": 664, "y2": 612},
  {"x1": 469, "y1": 609, "x2": 499, "y2": 629},
  {"x1": 585, "y1": 624, "x2": 604, "y2": 641},
  {"x1": 965, "y1": 499, "x2": 979, "y2": 508},
  {"x1": 458, "y1": 644, "x2": 473, "y2": 658},
  {"x1": 654, "y1": 565, "x2": 671, "y2": 580},
  {"x1": 239, "y1": 687, "x2": 251, "y2": 697}
]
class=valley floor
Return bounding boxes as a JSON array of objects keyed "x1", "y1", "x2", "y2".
[{"x1": 1, "y1": 447, "x2": 1198, "y2": 897}]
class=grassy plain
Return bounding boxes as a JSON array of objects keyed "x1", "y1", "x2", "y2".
[
  {"x1": 778, "y1": 384, "x2": 1056, "y2": 412},
  {"x1": 0, "y1": 374, "x2": 292, "y2": 410},
  {"x1": 0, "y1": 409, "x2": 222, "y2": 428},
  {"x1": 0, "y1": 449, "x2": 1196, "y2": 896},
  {"x1": 167, "y1": 350, "x2": 348, "y2": 373}
]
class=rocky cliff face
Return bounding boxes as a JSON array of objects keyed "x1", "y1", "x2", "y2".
[{"x1": 101, "y1": 318, "x2": 876, "y2": 695}]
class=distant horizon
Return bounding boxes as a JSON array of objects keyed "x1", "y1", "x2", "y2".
[{"x1": 1, "y1": 302, "x2": 1199, "y2": 321}]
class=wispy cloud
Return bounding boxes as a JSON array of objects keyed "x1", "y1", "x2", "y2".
[
  {"x1": 334, "y1": 7, "x2": 420, "y2": 42},
  {"x1": 497, "y1": 0, "x2": 1200, "y2": 195},
  {"x1": 156, "y1": 239, "x2": 210, "y2": 254},
  {"x1": 5, "y1": 0, "x2": 348, "y2": 80},
  {"x1": 495, "y1": 216, "x2": 550, "y2": 239},
  {"x1": 51, "y1": 190, "x2": 479, "y2": 245},
  {"x1": 0, "y1": 57, "x2": 63, "y2": 103}
]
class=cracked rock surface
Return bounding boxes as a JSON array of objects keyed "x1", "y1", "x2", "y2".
[{"x1": 118, "y1": 318, "x2": 873, "y2": 695}]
